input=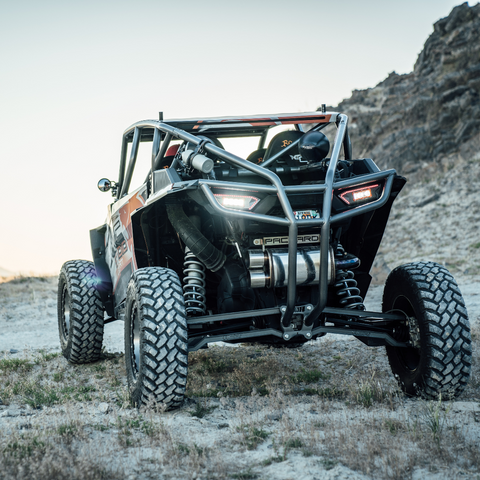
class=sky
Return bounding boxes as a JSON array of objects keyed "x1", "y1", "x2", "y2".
[{"x1": 0, "y1": 0, "x2": 467, "y2": 274}]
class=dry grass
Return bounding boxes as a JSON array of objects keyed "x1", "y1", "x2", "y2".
[
  {"x1": 0, "y1": 448, "x2": 122, "y2": 480},
  {"x1": 1, "y1": 331, "x2": 479, "y2": 479},
  {"x1": 322, "y1": 399, "x2": 480, "y2": 480},
  {"x1": 0, "y1": 413, "x2": 123, "y2": 480},
  {"x1": 1, "y1": 275, "x2": 479, "y2": 479},
  {"x1": 0, "y1": 351, "x2": 127, "y2": 409},
  {"x1": 186, "y1": 340, "x2": 406, "y2": 409},
  {"x1": 1, "y1": 332, "x2": 479, "y2": 479}
]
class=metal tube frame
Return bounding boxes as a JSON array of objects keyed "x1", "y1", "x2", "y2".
[
  {"x1": 117, "y1": 115, "x2": 398, "y2": 334},
  {"x1": 188, "y1": 321, "x2": 408, "y2": 352},
  {"x1": 119, "y1": 127, "x2": 141, "y2": 198}
]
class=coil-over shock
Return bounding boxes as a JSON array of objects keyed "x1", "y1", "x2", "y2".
[
  {"x1": 183, "y1": 247, "x2": 207, "y2": 315},
  {"x1": 334, "y1": 244, "x2": 365, "y2": 310}
]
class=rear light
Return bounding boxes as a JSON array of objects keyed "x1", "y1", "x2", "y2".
[
  {"x1": 338, "y1": 184, "x2": 382, "y2": 205},
  {"x1": 213, "y1": 194, "x2": 260, "y2": 211}
]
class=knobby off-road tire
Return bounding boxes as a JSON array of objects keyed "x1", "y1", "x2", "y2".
[
  {"x1": 57, "y1": 260, "x2": 104, "y2": 364},
  {"x1": 125, "y1": 267, "x2": 188, "y2": 410},
  {"x1": 383, "y1": 262, "x2": 471, "y2": 399}
]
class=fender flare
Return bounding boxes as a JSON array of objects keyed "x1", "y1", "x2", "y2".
[{"x1": 90, "y1": 224, "x2": 115, "y2": 317}]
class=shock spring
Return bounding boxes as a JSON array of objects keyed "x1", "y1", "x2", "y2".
[
  {"x1": 334, "y1": 245, "x2": 365, "y2": 310},
  {"x1": 183, "y1": 248, "x2": 207, "y2": 315}
]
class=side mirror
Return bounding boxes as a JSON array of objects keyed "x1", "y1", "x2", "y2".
[
  {"x1": 98, "y1": 178, "x2": 112, "y2": 192},
  {"x1": 97, "y1": 178, "x2": 117, "y2": 196}
]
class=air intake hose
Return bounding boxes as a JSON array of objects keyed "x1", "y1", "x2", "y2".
[{"x1": 166, "y1": 204, "x2": 226, "y2": 272}]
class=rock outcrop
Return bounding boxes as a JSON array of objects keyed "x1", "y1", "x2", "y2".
[
  {"x1": 327, "y1": 3, "x2": 480, "y2": 282},
  {"x1": 331, "y1": 2, "x2": 480, "y2": 180}
]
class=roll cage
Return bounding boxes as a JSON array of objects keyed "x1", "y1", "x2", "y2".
[{"x1": 105, "y1": 111, "x2": 406, "y2": 350}]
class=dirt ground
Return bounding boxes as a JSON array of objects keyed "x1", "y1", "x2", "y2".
[
  {"x1": 0, "y1": 274, "x2": 479, "y2": 480},
  {"x1": 2, "y1": 157, "x2": 480, "y2": 479}
]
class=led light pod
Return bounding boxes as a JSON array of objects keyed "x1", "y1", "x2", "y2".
[{"x1": 213, "y1": 194, "x2": 260, "y2": 211}]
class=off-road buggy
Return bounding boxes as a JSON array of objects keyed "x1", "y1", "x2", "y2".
[{"x1": 57, "y1": 110, "x2": 472, "y2": 409}]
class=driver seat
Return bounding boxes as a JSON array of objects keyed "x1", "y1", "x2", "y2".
[{"x1": 262, "y1": 130, "x2": 304, "y2": 165}]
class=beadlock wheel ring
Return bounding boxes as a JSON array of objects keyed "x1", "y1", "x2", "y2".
[
  {"x1": 130, "y1": 302, "x2": 141, "y2": 377},
  {"x1": 61, "y1": 285, "x2": 71, "y2": 341}
]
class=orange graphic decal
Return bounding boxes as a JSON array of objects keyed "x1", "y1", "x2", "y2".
[{"x1": 282, "y1": 140, "x2": 293, "y2": 148}]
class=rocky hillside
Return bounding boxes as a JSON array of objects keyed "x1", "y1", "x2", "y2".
[
  {"x1": 326, "y1": 3, "x2": 480, "y2": 283},
  {"x1": 333, "y1": 2, "x2": 480, "y2": 180}
]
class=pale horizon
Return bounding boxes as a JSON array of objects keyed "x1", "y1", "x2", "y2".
[{"x1": 0, "y1": 0, "x2": 467, "y2": 275}]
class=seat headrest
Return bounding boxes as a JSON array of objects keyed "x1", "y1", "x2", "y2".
[
  {"x1": 263, "y1": 131, "x2": 304, "y2": 163},
  {"x1": 246, "y1": 148, "x2": 266, "y2": 164}
]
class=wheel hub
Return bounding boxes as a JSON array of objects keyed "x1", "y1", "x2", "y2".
[{"x1": 407, "y1": 316, "x2": 421, "y2": 349}]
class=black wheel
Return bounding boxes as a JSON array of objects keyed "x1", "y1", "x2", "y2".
[
  {"x1": 57, "y1": 260, "x2": 104, "y2": 364},
  {"x1": 383, "y1": 262, "x2": 471, "y2": 399},
  {"x1": 125, "y1": 267, "x2": 188, "y2": 409}
]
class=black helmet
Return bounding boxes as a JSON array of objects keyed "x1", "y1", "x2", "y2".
[{"x1": 298, "y1": 131, "x2": 330, "y2": 163}]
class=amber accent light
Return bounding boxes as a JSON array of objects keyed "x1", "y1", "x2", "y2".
[{"x1": 338, "y1": 184, "x2": 381, "y2": 205}]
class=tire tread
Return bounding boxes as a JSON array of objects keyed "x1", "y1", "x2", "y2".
[
  {"x1": 384, "y1": 261, "x2": 471, "y2": 399},
  {"x1": 125, "y1": 267, "x2": 187, "y2": 409},
  {"x1": 57, "y1": 260, "x2": 104, "y2": 364}
]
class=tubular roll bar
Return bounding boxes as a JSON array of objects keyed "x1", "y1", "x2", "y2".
[{"x1": 117, "y1": 115, "x2": 397, "y2": 327}]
